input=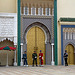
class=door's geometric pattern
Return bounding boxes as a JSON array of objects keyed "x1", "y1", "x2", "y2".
[
  {"x1": 65, "y1": 44, "x2": 74, "y2": 65},
  {"x1": 27, "y1": 26, "x2": 45, "y2": 65},
  {"x1": 63, "y1": 28, "x2": 75, "y2": 32}
]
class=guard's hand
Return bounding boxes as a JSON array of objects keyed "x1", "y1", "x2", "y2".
[{"x1": 39, "y1": 56, "x2": 41, "y2": 57}]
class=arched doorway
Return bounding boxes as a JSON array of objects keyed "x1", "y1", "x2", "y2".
[
  {"x1": 0, "y1": 39, "x2": 14, "y2": 66},
  {"x1": 65, "y1": 44, "x2": 75, "y2": 65},
  {"x1": 23, "y1": 22, "x2": 51, "y2": 65},
  {"x1": 26, "y1": 26, "x2": 45, "y2": 65}
]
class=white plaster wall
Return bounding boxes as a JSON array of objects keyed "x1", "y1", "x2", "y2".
[{"x1": 0, "y1": 13, "x2": 17, "y2": 45}]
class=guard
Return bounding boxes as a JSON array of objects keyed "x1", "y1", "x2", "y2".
[
  {"x1": 32, "y1": 51, "x2": 37, "y2": 67},
  {"x1": 63, "y1": 50, "x2": 68, "y2": 66},
  {"x1": 39, "y1": 50, "x2": 43, "y2": 66},
  {"x1": 23, "y1": 51, "x2": 28, "y2": 66}
]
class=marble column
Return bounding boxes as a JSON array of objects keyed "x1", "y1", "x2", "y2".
[
  {"x1": 6, "y1": 52, "x2": 8, "y2": 67},
  {"x1": 20, "y1": 43, "x2": 23, "y2": 66},
  {"x1": 14, "y1": 45, "x2": 17, "y2": 66},
  {"x1": 51, "y1": 43, "x2": 55, "y2": 65}
]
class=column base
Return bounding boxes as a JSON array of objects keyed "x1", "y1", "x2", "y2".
[
  {"x1": 14, "y1": 62, "x2": 17, "y2": 66},
  {"x1": 51, "y1": 61, "x2": 55, "y2": 65},
  {"x1": 20, "y1": 62, "x2": 23, "y2": 66},
  {"x1": 6, "y1": 65, "x2": 9, "y2": 67}
]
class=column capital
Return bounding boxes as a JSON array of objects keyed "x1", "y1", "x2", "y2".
[
  {"x1": 51, "y1": 43, "x2": 54, "y2": 45},
  {"x1": 14, "y1": 44, "x2": 17, "y2": 47},
  {"x1": 20, "y1": 43, "x2": 23, "y2": 45}
]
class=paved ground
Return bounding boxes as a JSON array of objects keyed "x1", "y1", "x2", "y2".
[{"x1": 0, "y1": 65, "x2": 75, "y2": 75}]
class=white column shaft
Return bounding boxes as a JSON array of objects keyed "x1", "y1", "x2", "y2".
[
  {"x1": 14, "y1": 50, "x2": 16, "y2": 62},
  {"x1": 6, "y1": 53, "x2": 8, "y2": 67},
  {"x1": 20, "y1": 43, "x2": 23, "y2": 66},
  {"x1": 14, "y1": 50, "x2": 17, "y2": 66},
  {"x1": 21, "y1": 45, "x2": 23, "y2": 63},
  {"x1": 35, "y1": 8, "x2": 36, "y2": 15},
  {"x1": 68, "y1": 32, "x2": 69, "y2": 40},
  {"x1": 24, "y1": 7, "x2": 25, "y2": 15},
  {"x1": 65, "y1": 32, "x2": 66, "y2": 40},
  {"x1": 52, "y1": 45, "x2": 53, "y2": 61},
  {"x1": 51, "y1": 43, "x2": 55, "y2": 65}
]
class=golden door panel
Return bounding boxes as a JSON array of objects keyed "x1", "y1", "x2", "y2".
[
  {"x1": 27, "y1": 26, "x2": 45, "y2": 65},
  {"x1": 65, "y1": 44, "x2": 74, "y2": 65}
]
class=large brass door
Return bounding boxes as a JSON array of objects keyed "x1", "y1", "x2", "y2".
[
  {"x1": 27, "y1": 26, "x2": 45, "y2": 65},
  {"x1": 65, "y1": 44, "x2": 74, "y2": 65}
]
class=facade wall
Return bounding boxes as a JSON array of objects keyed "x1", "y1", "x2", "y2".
[
  {"x1": 57, "y1": 0, "x2": 75, "y2": 65},
  {"x1": 0, "y1": 0, "x2": 17, "y2": 66},
  {"x1": 20, "y1": 0, "x2": 54, "y2": 65},
  {"x1": 0, "y1": 0, "x2": 17, "y2": 13},
  {"x1": 0, "y1": 0, "x2": 17, "y2": 45}
]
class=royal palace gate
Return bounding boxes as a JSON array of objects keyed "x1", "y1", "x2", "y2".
[
  {"x1": 61, "y1": 26, "x2": 75, "y2": 65},
  {"x1": 20, "y1": 16, "x2": 54, "y2": 65}
]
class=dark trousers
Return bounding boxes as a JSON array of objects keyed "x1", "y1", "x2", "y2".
[
  {"x1": 24, "y1": 59, "x2": 28, "y2": 65},
  {"x1": 65, "y1": 58, "x2": 68, "y2": 66},
  {"x1": 39, "y1": 59, "x2": 41, "y2": 65},
  {"x1": 33, "y1": 59, "x2": 37, "y2": 66}
]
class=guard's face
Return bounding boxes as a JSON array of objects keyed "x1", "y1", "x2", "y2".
[
  {"x1": 34, "y1": 51, "x2": 36, "y2": 53},
  {"x1": 65, "y1": 50, "x2": 67, "y2": 53}
]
